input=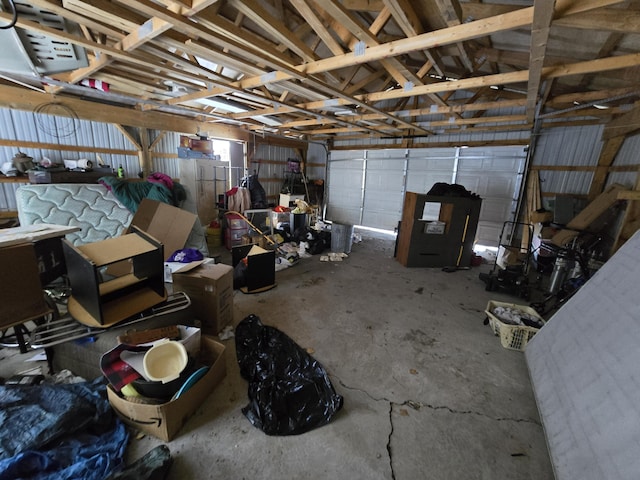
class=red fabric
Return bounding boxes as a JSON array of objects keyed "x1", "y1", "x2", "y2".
[{"x1": 100, "y1": 343, "x2": 151, "y2": 392}]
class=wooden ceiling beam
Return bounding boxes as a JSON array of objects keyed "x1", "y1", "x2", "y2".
[
  {"x1": 56, "y1": 0, "x2": 217, "y2": 89},
  {"x1": 0, "y1": 12, "x2": 228, "y2": 92},
  {"x1": 226, "y1": 0, "x2": 317, "y2": 63},
  {"x1": 602, "y1": 101, "x2": 640, "y2": 139},
  {"x1": 297, "y1": 0, "x2": 625, "y2": 77},
  {"x1": 553, "y1": 8, "x2": 640, "y2": 33},
  {"x1": 289, "y1": 0, "x2": 345, "y2": 56},
  {"x1": 318, "y1": 0, "x2": 415, "y2": 87},
  {"x1": 383, "y1": 0, "x2": 445, "y2": 76},
  {"x1": 360, "y1": 51, "x2": 640, "y2": 104},
  {"x1": 526, "y1": 0, "x2": 556, "y2": 123},
  {"x1": 547, "y1": 86, "x2": 640, "y2": 106},
  {"x1": 0, "y1": 84, "x2": 250, "y2": 139},
  {"x1": 432, "y1": 0, "x2": 475, "y2": 72},
  {"x1": 239, "y1": 97, "x2": 527, "y2": 126}
]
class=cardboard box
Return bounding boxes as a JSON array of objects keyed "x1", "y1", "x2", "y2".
[
  {"x1": 0, "y1": 243, "x2": 51, "y2": 330},
  {"x1": 172, "y1": 263, "x2": 234, "y2": 334},
  {"x1": 496, "y1": 245, "x2": 527, "y2": 269},
  {"x1": 279, "y1": 193, "x2": 305, "y2": 208},
  {"x1": 530, "y1": 210, "x2": 554, "y2": 224},
  {"x1": 130, "y1": 198, "x2": 198, "y2": 261},
  {"x1": 107, "y1": 336, "x2": 226, "y2": 442},
  {"x1": 188, "y1": 138, "x2": 213, "y2": 153}
]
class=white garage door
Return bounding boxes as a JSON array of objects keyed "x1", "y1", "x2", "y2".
[{"x1": 326, "y1": 146, "x2": 527, "y2": 247}]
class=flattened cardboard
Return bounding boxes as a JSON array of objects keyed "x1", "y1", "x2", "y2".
[
  {"x1": 107, "y1": 336, "x2": 226, "y2": 442},
  {"x1": 0, "y1": 243, "x2": 51, "y2": 329},
  {"x1": 172, "y1": 263, "x2": 234, "y2": 334}
]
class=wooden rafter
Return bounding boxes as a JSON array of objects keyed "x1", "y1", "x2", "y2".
[
  {"x1": 526, "y1": 0, "x2": 556, "y2": 123},
  {"x1": 0, "y1": 0, "x2": 635, "y2": 145}
]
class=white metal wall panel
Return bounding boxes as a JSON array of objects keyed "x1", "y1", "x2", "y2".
[
  {"x1": 306, "y1": 141, "x2": 327, "y2": 181},
  {"x1": 532, "y1": 125, "x2": 603, "y2": 196},
  {"x1": 362, "y1": 153, "x2": 406, "y2": 230},
  {"x1": 457, "y1": 147, "x2": 526, "y2": 246},
  {"x1": 608, "y1": 133, "x2": 640, "y2": 189},
  {"x1": 615, "y1": 133, "x2": 640, "y2": 166},
  {"x1": 326, "y1": 156, "x2": 364, "y2": 225}
]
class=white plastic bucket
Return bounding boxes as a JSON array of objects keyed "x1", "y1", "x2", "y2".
[{"x1": 143, "y1": 340, "x2": 188, "y2": 383}]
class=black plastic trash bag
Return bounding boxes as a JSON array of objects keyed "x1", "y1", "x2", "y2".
[{"x1": 235, "y1": 314, "x2": 344, "y2": 435}]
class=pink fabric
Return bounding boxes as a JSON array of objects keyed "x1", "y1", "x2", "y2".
[
  {"x1": 147, "y1": 172, "x2": 174, "y2": 190},
  {"x1": 99, "y1": 179, "x2": 112, "y2": 192}
]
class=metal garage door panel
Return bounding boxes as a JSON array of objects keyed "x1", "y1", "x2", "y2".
[
  {"x1": 455, "y1": 148, "x2": 525, "y2": 247},
  {"x1": 410, "y1": 147, "x2": 458, "y2": 158},
  {"x1": 363, "y1": 157, "x2": 405, "y2": 230},
  {"x1": 457, "y1": 172, "x2": 519, "y2": 200},
  {"x1": 406, "y1": 156, "x2": 456, "y2": 193},
  {"x1": 366, "y1": 149, "x2": 406, "y2": 159},
  {"x1": 326, "y1": 146, "x2": 526, "y2": 243},
  {"x1": 475, "y1": 223, "x2": 503, "y2": 247},
  {"x1": 326, "y1": 157, "x2": 364, "y2": 225}
]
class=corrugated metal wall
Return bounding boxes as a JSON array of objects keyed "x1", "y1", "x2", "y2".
[
  {"x1": 530, "y1": 125, "x2": 639, "y2": 203},
  {"x1": 250, "y1": 143, "x2": 298, "y2": 205},
  {"x1": 247, "y1": 140, "x2": 327, "y2": 207},
  {"x1": 0, "y1": 109, "x2": 246, "y2": 216},
  {"x1": 607, "y1": 134, "x2": 640, "y2": 188}
]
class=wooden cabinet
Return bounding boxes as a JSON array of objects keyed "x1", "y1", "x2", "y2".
[{"x1": 396, "y1": 192, "x2": 482, "y2": 268}]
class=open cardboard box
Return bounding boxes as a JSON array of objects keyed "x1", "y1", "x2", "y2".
[
  {"x1": 106, "y1": 198, "x2": 199, "y2": 278},
  {"x1": 107, "y1": 335, "x2": 226, "y2": 442},
  {"x1": 129, "y1": 199, "x2": 198, "y2": 260},
  {"x1": 171, "y1": 263, "x2": 234, "y2": 334}
]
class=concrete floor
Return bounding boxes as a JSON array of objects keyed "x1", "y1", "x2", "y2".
[{"x1": 0, "y1": 231, "x2": 554, "y2": 479}]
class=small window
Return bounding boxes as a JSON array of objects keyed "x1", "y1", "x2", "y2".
[{"x1": 211, "y1": 139, "x2": 231, "y2": 162}]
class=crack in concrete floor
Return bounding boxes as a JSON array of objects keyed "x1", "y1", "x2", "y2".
[{"x1": 334, "y1": 375, "x2": 541, "y2": 479}]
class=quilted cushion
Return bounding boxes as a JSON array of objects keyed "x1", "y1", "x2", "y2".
[{"x1": 16, "y1": 183, "x2": 133, "y2": 245}]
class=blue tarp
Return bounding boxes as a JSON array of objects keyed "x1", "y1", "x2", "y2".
[{"x1": 0, "y1": 378, "x2": 128, "y2": 480}]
